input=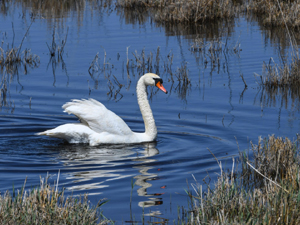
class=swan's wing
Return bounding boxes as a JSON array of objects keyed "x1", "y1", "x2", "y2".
[{"x1": 62, "y1": 99, "x2": 132, "y2": 135}]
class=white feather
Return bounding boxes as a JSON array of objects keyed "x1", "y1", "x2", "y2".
[{"x1": 37, "y1": 73, "x2": 167, "y2": 146}]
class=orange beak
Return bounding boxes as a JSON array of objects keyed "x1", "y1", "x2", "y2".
[{"x1": 156, "y1": 81, "x2": 168, "y2": 94}]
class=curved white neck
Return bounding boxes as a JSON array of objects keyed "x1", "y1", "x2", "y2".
[{"x1": 136, "y1": 76, "x2": 157, "y2": 140}]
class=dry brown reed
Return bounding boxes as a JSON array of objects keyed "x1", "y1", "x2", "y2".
[
  {"x1": 246, "y1": 0, "x2": 300, "y2": 29},
  {"x1": 0, "y1": 22, "x2": 39, "y2": 110},
  {"x1": 2, "y1": 0, "x2": 113, "y2": 19},
  {"x1": 88, "y1": 36, "x2": 240, "y2": 101},
  {"x1": 116, "y1": 0, "x2": 243, "y2": 23},
  {"x1": 88, "y1": 49, "x2": 124, "y2": 101},
  {"x1": 255, "y1": 43, "x2": 300, "y2": 111},
  {"x1": 46, "y1": 28, "x2": 68, "y2": 61},
  {"x1": 190, "y1": 35, "x2": 241, "y2": 71},
  {"x1": 0, "y1": 22, "x2": 40, "y2": 75},
  {"x1": 0, "y1": 176, "x2": 109, "y2": 225},
  {"x1": 126, "y1": 47, "x2": 192, "y2": 100},
  {"x1": 261, "y1": 55, "x2": 300, "y2": 89},
  {"x1": 185, "y1": 135, "x2": 300, "y2": 224}
]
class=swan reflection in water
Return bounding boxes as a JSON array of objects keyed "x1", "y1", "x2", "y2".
[{"x1": 55, "y1": 141, "x2": 164, "y2": 210}]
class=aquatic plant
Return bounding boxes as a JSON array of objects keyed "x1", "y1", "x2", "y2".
[
  {"x1": 255, "y1": 35, "x2": 300, "y2": 112},
  {"x1": 0, "y1": 21, "x2": 39, "y2": 110},
  {"x1": 185, "y1": 135, "x2": 300, "y2": 224},
  {"x1": 0, "y1": 22, "x2": 40, "y2": 75},
  {"x1": 0, "y1": 176, "x2": 109, "y2": 225},
  {"x1": 88, "y1": 47, "x2": 190, "y2": 101},
  {"x1": 46, "y1": 28, "x2": 68, "y2": 61},
  {"x1": 189, "y1": 35, "x2": 241, "y2": 72}
]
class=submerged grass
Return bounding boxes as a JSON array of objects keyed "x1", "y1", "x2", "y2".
[
  {"x1": 185, "y1": 135, "x2": 300, "y2": 224},
  {"x1": 0, "y1": 21, "x2": 40, "y2": 75},
  {"x1": 0, "y1": 176, "x2": 109, "y2": 225},
  {"x1": 1, "y1": 21, "x2": 39, "y2": 110}
]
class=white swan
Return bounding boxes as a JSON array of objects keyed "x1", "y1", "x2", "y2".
[{"x1": 37, "y1": 73, "x2": 167, "y2": 146}]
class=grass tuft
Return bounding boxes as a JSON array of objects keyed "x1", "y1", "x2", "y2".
[
  {"x1": 0, "y1": 176, "x2": 109, "y2": 225},
  {"x1": 246, "y1": 0, "x2": 300, "y2": 29},
  {"x1": 116, "y1": 0, "x2": 243, "y2": 23},
  {"x1": 186, "y1": 135, "x2": 300, "y2": 224}
]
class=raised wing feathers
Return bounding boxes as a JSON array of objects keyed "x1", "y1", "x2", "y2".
[{"x1": 62, "y1": 99, "x2": 132, "y2": 135}]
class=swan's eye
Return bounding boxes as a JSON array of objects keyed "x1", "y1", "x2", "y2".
[{"x1": 153, "y1": 78, "x2": 163, "y2": 84}]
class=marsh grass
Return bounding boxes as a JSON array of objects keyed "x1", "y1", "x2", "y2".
[
  {"x1": 0, "y1": 176, "x2": 109, "y2": 225},
  {"x1": 260, "y1": 54, "x2": 300, "y2": 89},
  {"x1": 0, "y1": 21, "x2": 40, "y2": 75},
  {"x1": 116, "y1": 0, "x2": 243, "y2": 23},
  {"x1": 185, "y1": 135, "x2": 300, "y2": 224},
  {"x1": 127, "y1": 47, "x2": 192, "y2": 100},
  {"x1": 189, "y1": 35, "x2": 241, "y2": 74},
  {"x1": 247, "y1": 0, "x2": 300, "y2": 29},
  {"x1": 2, "y1": 0, "x2": 113, "y2": 20},
  {"x1": 255, "y1": 42, "x2": 300, "y2": 110},
  {"x1": 0, "y1": 21, "x2": 39, "y2": 110},
  {"x1": 88, "y1": 46, "x2": 191, "y2": 100},
  {"x1": 46, "y1": 28, "x2": 68, "y2": 61},
  {"x1": 89, "y1": 36, "x2": 240, "y2": 102},
  {"x1": 117, "y1": 0, "x2": 300, "y2": 28}
]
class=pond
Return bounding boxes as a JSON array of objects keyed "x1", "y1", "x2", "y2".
[{"x1": 0, "y1": 1, "x2": 299, "y2": 223}]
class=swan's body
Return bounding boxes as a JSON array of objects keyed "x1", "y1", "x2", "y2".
[{"x1": 37, "y1": 73, "x2": 167, "y2": 146}]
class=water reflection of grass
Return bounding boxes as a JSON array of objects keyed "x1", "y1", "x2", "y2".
[
  {"x1": 182, "y1": 135, "x2": 300, "y2": 224},
  {"x1": 0, "y1": 175, "x2": 109, "y2": 224}
]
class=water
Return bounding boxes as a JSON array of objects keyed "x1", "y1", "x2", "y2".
[{"x1": 0, "y1": 1, "x2": 299, "y2": 222}]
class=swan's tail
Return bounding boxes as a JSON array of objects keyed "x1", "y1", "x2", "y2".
[
  {"x1": 36, "y1": 124, "x2": 93, "y2": 144},
  {"x1": 36, "y1": 129, "x2": 65, "y2": 138},
  {"x1": 36, "y1": 131, "x2": 48, "y2": 136}
]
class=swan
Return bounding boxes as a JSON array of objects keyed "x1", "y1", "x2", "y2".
[{"x1": 37, "y1": 73, "x2": 167, "y2": 146}]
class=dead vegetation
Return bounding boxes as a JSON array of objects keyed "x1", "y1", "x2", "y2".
[
  {"x1": 87, "y1": 31, "x2": 242, "y2": 101},
  {"x1": 190, "y1": 34, "x2": 241, "y2": 74},
  {"x1": 88, "y1": 49, "x2": 124, "y2": 101},
  {"x1": 0, "y1": 175, "x2": 109, "y2": 225},
  {"x1": 246, "y1": 0, "x2": 300, "y2": 29},
  {"x1": 0, "y1": 21, "x2": 40, "y2": 75},
  {"x1": 116, "y1": 0, "x2": 300, "y2": 29},
  {"x1": 253, "y1": 33, "x2": 300, "y2": 111},
  {"x1": 260, "y1": 54, "x2": 300, "y2": 89},
  {"x1": 0, "y1": 21, "x2": 39, "y2": 110},
  {"x1": 185, "y1": 135, "x2": 300, "y2": 224},
  {"x1": 89, "y1": 46, "x2": 191, "y2": 101},
  {"x1": 2, "y1": 0, "x2": 113, "y2": 20},
  {"x1": 116, "y1": 0, "x2": 243, "y2": 23},
  {"x1": 46, "y1": 27, "x2": 69, "y2": 87}
]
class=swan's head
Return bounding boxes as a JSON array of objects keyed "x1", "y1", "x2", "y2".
[{"x1": 143, "y1": 73, "x2": 168, "y2": 94}]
